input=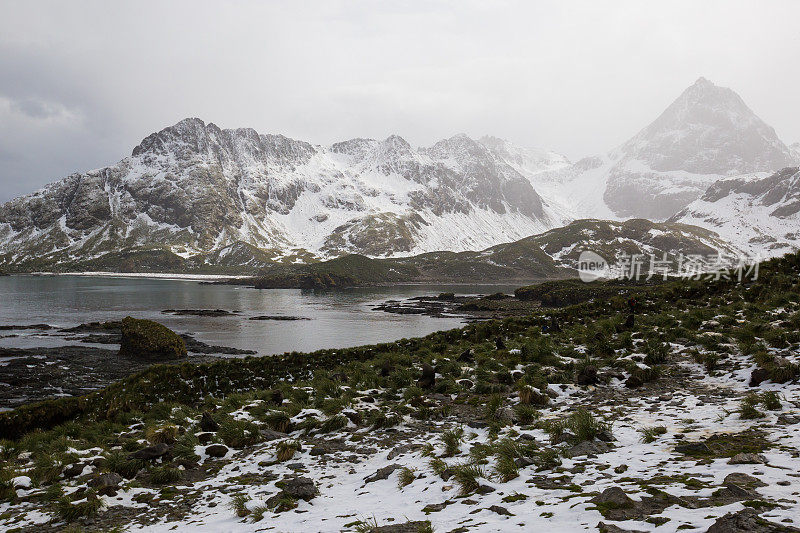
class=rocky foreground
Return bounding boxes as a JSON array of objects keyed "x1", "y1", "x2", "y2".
[{"x1": 1, "y1": 254, "x2": 800, "y2": 532}]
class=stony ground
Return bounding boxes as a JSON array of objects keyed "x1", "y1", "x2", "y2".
[{"x1": 2, "y1": 262, "x2": 800, "y2": 532}]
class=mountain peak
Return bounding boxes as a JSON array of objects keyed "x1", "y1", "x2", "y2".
[
  {"x1": 383, "y1": 134, "x2": 411, "y2": 150},
  {"x1": 692, "y1": 76, "x2": 714, "y2": 87},
  {"x1": 617, "y1": 78, "x2": 794, "y2": 176}
]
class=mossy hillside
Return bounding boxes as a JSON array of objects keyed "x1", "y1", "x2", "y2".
[
  {"x1": 1, "y1": 252, "x2": 800, "y2": 530},
  {"x1": 528, "y1": 218, "x2": 736, "y2": 266},
  {"x1": 515, "y1": 278, "x2": 667, "y2": 307},
  {"x1": 2, "y1": 250, "x2": 799, "y2": 445},
  {"x1": 254, "y1": 254, "x2": 421, "y2": 289}
]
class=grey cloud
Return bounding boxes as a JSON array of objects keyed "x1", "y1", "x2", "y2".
[
  {"x1": 9, "y1": 97, "x2": 72, "y2": 120},
  {"x1": 0, "y1": 0, "x2": 798, "y2": 203}
]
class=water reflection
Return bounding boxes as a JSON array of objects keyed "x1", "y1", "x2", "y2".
[{"x1": 0, "y1": 275, "x2": 520, "y2": 355}]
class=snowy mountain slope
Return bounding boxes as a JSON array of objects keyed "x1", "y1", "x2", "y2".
[
  {"x1": 0, "y1": 119, "x2": 572, "y2": 271},
  {"x1": 670, "y1": 166, "x2": 800, "y2": 257},
  {"x1": 791, "y1": 142, "x2": 800, "y2": 163},
  {"x1": 250, "y1": 217, "x2": 742, "y2": 287},
  {"x1": 551, "y1": 78, "x2": 796, "y2": 221}
]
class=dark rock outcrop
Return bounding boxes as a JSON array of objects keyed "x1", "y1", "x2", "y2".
[
  {"x1": 119, "y1": 317, "x2": 187, "y2": 359},
  {"x1": 706, "y1": 508, "x2": 800, "y2": 532}
]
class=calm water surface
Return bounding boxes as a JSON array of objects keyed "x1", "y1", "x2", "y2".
[{"x1": 0, "y1": 275, "x2": 520, "y2": 355}]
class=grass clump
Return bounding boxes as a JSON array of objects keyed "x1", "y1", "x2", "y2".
[
  {"x1": 145, "y1": 424, "x2": 179, "y2": 445},
  {"x1": 229, "y1": 492, "x2": 250, "y2": 517},
  {"x1": 261, "y1": 411, "x2": 292, "y2": 433},
  {"x1": 451, "y1": 463, "x2": 485, "y2": 496},
  {"x1": 514, "y1": 404, "x2": 539, "y2": 425},
  {"x1": 441, "y1": 427, "x2": 464, "y2": 457},
  {"x1": 397, "y1": 466, "x2": 416, "y2": 489},
  {"x1": 218, "y1": 418, "x2": 261, "y2": 448},
  {"x1": 493, "y1": 439, "x2": 523, "y2": 482},
  {"x1": 249, "y1": 504, "x2": 270, "y2": 522},
  {"x1": 639, "y1": 426, "x2": 667, "y2": 443},
  {"x1": 54, "y1": 492, "x2": 103, "y2": 522},
  {"x1": 33, "y1": 452, "x2": 70, "y2": 486},
  {"x1": 738, "y1": 394, "x2": 766, "y2": 420},
  {"x1": 545, "y1": 408, "x2": 611, "y2": 444},
  {"x1": 105, "y1": 449, "x2": 145, "y2": 479},
  {"x1": 275, "y1": 440, "x2": 302, "y2": 462},
  {"x1": 148, "y1": 465, "x2": 184, "y2": 485},
  {"x1": 759, "y1": 391, "x2": 781, "y2": 410},
  {"x1": 319, "y1": 414, "x2": 349, "y2": 433}
]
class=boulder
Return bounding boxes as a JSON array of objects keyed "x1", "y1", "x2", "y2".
[
  {"x1": 723, "y1": 473, "x2": 767, "y2": 488},
  {"x1": 128, "y1": 442, "x2": 170, "y2": 461},
  {"x1": 199, "y1": 412, "x2": 219, "y2": 432},
  {"x1": 675, "y1": 441, "x2": 711, "y2": 456},
  {"x1": 309, "y1": 445, "x2": 329, "y2": 457},
  {"x1": 749, "y1": 368, "x2": 771, "y2": 387},
  {"x1": 196, "y1": 432, "x2": 214, "y2": 444},
  {"x1": 591, "y1": 486, "x2": 634, "y2": 509},
  {"x1": 280, "y1": 476, "x2": 318, "y2": 501},
  {"x1": 205, "y1": 444, "x2": 229, "y2": 458},
  {"x1": 566, "y1": 440, "x2": 611, "y2": 457},
  {"x1": 706, "y1": 507, "x2": 800, "y2": 532},
  {"x1": 119, "y1": 316, "x2": 187, "y2": 359},
  {"x1": 598, "y1": 523, "x2": 646, "y2": 533},
  {"x1": 11, "y1": 476, "x2": 31, "y2": 489},
  {"x1": 89, "y1": 472, "x2": 123, "y2": 496},
  {"x1": 728, "y1": 453, "x2": 767, "y2": 465},
  {"x1": 63, "y1": 462, "x2": 87, "y2": 478},
  {"x1": 260, "y1": 429, "x2": 290, "y2": 441},
  {"x1": 576, "y1": 365, "x2": 599, "y2": 386},
  {"x1": 364, "y1": 464, "x2": 401, "y2": 484}
]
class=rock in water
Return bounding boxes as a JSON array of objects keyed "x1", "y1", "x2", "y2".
[{"x1": 119, "y1": 316, "x2": 187, "y2": 359}]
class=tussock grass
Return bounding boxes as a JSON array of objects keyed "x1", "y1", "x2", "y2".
[
  {"x1": 218, "y1": 419, "x2": 261, "y2": 448},
  {"x1": 451, "y1": 462, "x2": 485, "y2": 496},
  {"x1": 397, "y1": 466, "x2": 416, "y2": 489},
  {"x1": 148, "y1": 465, "x2": 184, "y2": 485},
  {"x1": 441, "y1": 427, "x2": 464, "y2": 457},
  {"x1": 639, "y1": 426, "x2": 667, "y2": 443},
  {"x1": 229, "y1": 493, "x2": 250, "y2": 517},
  {"x1": 275, "y1": 440, "x2": 301, "y2": 462}
]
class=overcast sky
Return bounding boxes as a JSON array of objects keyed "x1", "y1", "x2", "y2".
[{"x1": 0, "y1": 0, "x2": 798, "y2": 202}]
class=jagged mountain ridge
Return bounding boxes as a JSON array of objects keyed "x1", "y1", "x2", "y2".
[
  {"x1": 0, "y1": 77, "x2": 796, "y2": 273},
  {"x1": 670, "y1": 166, "x2": 800, "y2": 257},
  {"x1": 0, "y1": 119, "x2": 573, "y2": 270},
  {"x1": 549, "y1": 78, "x2": 796, "y2": 221}
]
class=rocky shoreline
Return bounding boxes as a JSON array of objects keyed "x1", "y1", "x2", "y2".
[
  {"x1": 0, "y1": 321, "x2": 253, "y2": 409},
  {"x1": 372, "y1": 292, "x2": 543, "y2": 321}
]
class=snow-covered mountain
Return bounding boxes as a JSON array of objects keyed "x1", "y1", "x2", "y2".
[
  {"x1": 670, "y1": 166, "x2": 800, "y2": 258},
  {"x1": 0, "y1": 119, "x2": 572, "y2": 270},
  {"x1": 790, "y1": 142, "x2": 800, "y2": 163},
  {"x1": 551, "y1": 78, "x2": 796, "y2": 221}
]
